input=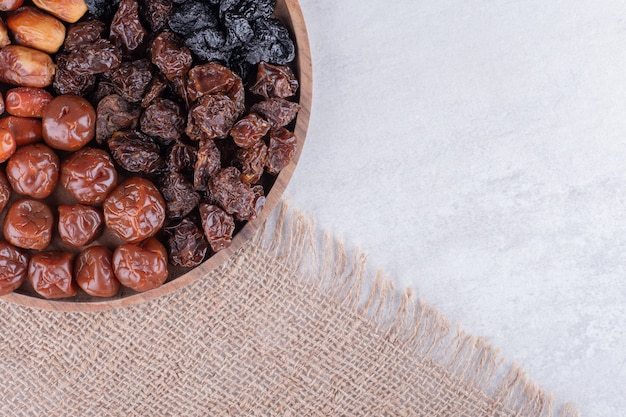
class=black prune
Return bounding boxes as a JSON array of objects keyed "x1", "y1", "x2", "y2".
[
  {"x1": 223, "y1": 12, "x2": 254, "y2": 44},
  {"x1": 66, "y1": 39, "x2": 122, "y2": 75},
  {"x1": 244, "y1": 18, "x2": 295, "y2": 65},
  {"x1": 167, "y1": 142, "x2": 197, "y2": 175},
  {"x1": 140, "y1": 98, "x2": 185, "y2": 145},
  {"x1": 219, "y1": 0, "x2": 274, "y2": 20},
  {"x1": 166, "y1": 217, "x2": 209, "y2": 267},
  {"x1": 185, "y1": 27, "x2": 230, "y2": 62},
  {"x1": 110, "y1": 0, "x2": 148, "y2": 55},
  {"x1": 96, "y1": 94, "x2": 141, "y2": 144},
  {"x1": 64, "y1": 20, "x2": 107, "y2": 53},
  {"x1": 159, "y1": 172, "x2": 200, "y2": 219},
  {"x1": 194, "y1": 137, "x2": 221, "y2": 191},
  {"x1": 150, "y1": 32, "x2": 193, "y2": 82},
  {"x1": 86, "y1": 0, "x2": 121, "y2": 20},
  {"x1": 250, "y1": 98, "x2": 300, "y2": 129},
  {"x1": 110, "y1": 59, "x2": 153, "y2": 102},
  {"x1": 188, "y1": 94, "x2": 239, "y2": 139},
  {"x1": 141, "y1": 0, "x2": 174, "y2": 32},
  {"x1": 168, "y1": 1, "x2": 219, "y2": 36},
  {"x1": 53, "y1": 54, "x2": 97, "y2": 96},
  {"x1": 108, "y1": 130, "x2": 164, "y2": 174}
]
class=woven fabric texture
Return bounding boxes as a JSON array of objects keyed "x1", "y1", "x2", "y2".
[{"x1": 0, "y1": 204, "x2": 578, "y2": 417}]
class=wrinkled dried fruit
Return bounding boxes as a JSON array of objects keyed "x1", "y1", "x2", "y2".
[
  {"x1": 250, "y1": 98, "x2": 300, "y2": 129},
  {"x1": 141, "y1": 0, "x2": 173, "y2": 31},
  {"x1": 110, "y1": 59, "x2": 153, "y2": 102},
  {"x1": 188, "y1": 93, "x2": 239, "y2": 139},
  {"x1": 65, "y1": 39, "x2": 122, "y2": 75},
  {"x1": 32, "y1": 0, "x2": 88, "y2": 23},
  {"x1": 4, "y1": 199, "x2": 54, "y2": 250},
  {"x1": 6, "y1": 6, "x2": 66, "y2": 54},
  {"x1": 250, "y1": 61, "x2": 299, "y2": 99},
  {"x1": 141, "y1": 73, "x2": 168, "y2": 107},
  {"x1": 103, "y1": 177, "x2": 166, "y2": 243},
  {"x1": 150, "y1": 31, "x2": 192, "y2": 81},
  {"x1": 42, "y1": 94, "x2": 96, "y2": 151},
  {"x1": 57, "y1": 204, "x2": 103, "y2": 247},
  {"x1": 29, "y1": 251, "x2": 77, "y2": 299},
  {"x1": 167, "y1": 142, "x2": 197, "y2": 175},
  {"x1": 0, "y1": 241, "x2": 29, "y2": 296},
  {"x1": 0, "y1": 45, "x2": 56, "y2": 88},
  {"x1": 0, "y1": 17, "x2": 10, "y2": 48},
  {"x1": 140, "y1": 98, "x2": 185, "y2": 145},
  {"x1": 0, "y1": 116, "x2": 42, "y2": 146},
  {"x1": 110, "y1": 0, "x2": 147, "y2": 55},
  {"x1": 209, "y1": 166, "x2": 259, "y2": 221},
  {"x1": 159, "y1": 172, "x2": 200, "y2": 219},
  {"x1": 0, "y1": 170, "x2": 12, "y2": 213},
  {"x1": 168, "y1": 1, "x2": 219, "y2": 37},
  {"x1": 0, "y1": 92, "x2": 4, "y2": 114},
  {"x1": 186, "y1": 62, "x2": 238, "y2": 101},
  {"x1": 236, "y1": 139, "x2": 268, "y2": 184},
  {"x1": 108, "y1": 130, "x2": 164, "y2": 174},
  {"x1": 61, "y1": 147, "x2": 118, "y2": 205},
  {"x1": 75, "y1": 246, "x2": 119, "y2": 298},
  {"x1": 230, "y1": 113, "x2": 270, "y2": 148},
  {"x1": 6, "y1": 143, "x2": 59, "y2": 198},
  {"x1": 166, "y1": 218, "x2": 209, "y2": 267},
  {"x1": 199, "y1": 203, "x2": 235, "y2": 252},
  {"x1": 5, "y1": 87, "x2": 53, "y2": 118},
  {"x1": 63, "y1": 19, "x2": 106, "y2": 53},
  {"x1": 53, "y1": 53, "x2": 96, "y2": 96},
  {"x1": 0, "y1": 128, "x2": 17, "y2": 163},
  {"x1": 96, "y1": 94, "x2": 141, "y2": 144},
  {"x1": 194, "y1": 136, "x2": 221, "y2": 191},
  {"x1": 266, "y1": 127, "x2": 297, "y2": 174},
  {"x1": 113, "y1": 237, "x2": 168, "y2": 291},
  {"x1": 85, "y1": 0, "x2": 120, "y2": 20}
]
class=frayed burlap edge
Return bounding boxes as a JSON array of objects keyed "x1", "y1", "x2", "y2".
[{"x1": 258, "y1": 201, "x2": 580, "y2": 417}]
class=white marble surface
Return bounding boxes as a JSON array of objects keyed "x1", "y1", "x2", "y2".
[{"x1": 284, "y1": 1, "x2": 626, "y2": 415}]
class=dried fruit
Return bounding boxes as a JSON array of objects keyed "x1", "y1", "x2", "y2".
[
  {"x1": 57, "y1": 204, "x2": 103, "y2": 247},
  {"x1": 32, "y1": 0, "x2": 88, "y2": 23},
  {"x1": 65, "y1": 39, "x2": 122, "y2": 75},
  {"x1": 42, "y1": 95, "x2": 96, "y2": 151},
  {"x1": 266, "y1": 127, "x2": 297, "y2": 174},
  {"x1": 53, "y1": 53, "x2": 96, "y2": 96},
  {"x1": 209, "y1": 166, "x2": 259, "y2": 220},
  {"x1": 95, "y1": 94, "x2": 141, "y2": 144},
  {"x1": 199, "y1": 203, "x2": 235, "y2": 252},
  {"x1": 108, "y1": 130, "x2": 164, "y2": 174},
  {"x1": 250, "y1": 98, "x2": 300, "y2": 129},
  {"x1": 109, "y1": 0, "x2": 147, "y2": 55},
  {"x1": 140, "y1": 98, "x2": 185, "y2": 145},
  {"x1": 113, "y1": 237, "x2": 168, "y2": 291},
  {"x1": 0, "y1": 128, "x2": 17, "y2": 162},
  {"x1": 0, "y1": 241, "x2": 29, "y2": 296},
  {"x1": 141, "y1": 0, "x2": 174, "y2": 32},
  {"x1": 0, "y1": 115, "x2": 42, "y2": 146},
  {"x1": 103, "y1": 177, "x2": 166, "y2": 243},
  {"x1": 6, "y1": 6, "x2": 66, "y2": 54},
  {"x1": 61, "y1": 147, "x2": 118, "y2": 205},
  {"x1": 166, "y1": 218, "x2": 209, "y2": 268},
  {"x1": 159, "y1": 172, "x2": 200, "y2": 219},
  {"x1": 168, "y1": 1, "x2": 219, "y2": 37},
  {"x1": 63, "y1": 19, "x2": 106, "y2": 53},
  {"x1": 28, "y1": 251, "x2": 77, "y2": 299},
  {"x1": 0, "y1": 170, "x2": 12, "y2": 213},
  {"x1": 85, "y1": 0, "x2": 120, "y2": 20},
  {"x1": 167, "y1": 142, "x2": 197, "y2": 175},
  {"x1": 141, "y1": 73, "x2": 168, "y2": 107},
  {"x1": 75, "y1": 246, "x2": 119, "y2": 298},
  {"x1": 110, "y1": 59, "x2": 153, "y2": 102},
  {"x1": 4, "y1": 87, "x2": 53, "y2": 118},
  {"x1": 150, "y1": 31, "x2": 192, "y2": 81},
  {"x1": 186, "y1": 62, "x2": 238, "y2": 101},
  {"x1": 236, "y1": 139, "x2": 268, "y2": 184},
  {"x1": 188, "y1": 93, "x2": 239, "y2": 139},
  {"x1": 6, "y1": 143, "x2": 59, "y2": 199},
  {"x1": 0, "y1": 0, "x2": 24, "y2": 12},
  {"x1": 0, "y1": 17, "x2": 10, "y2": 48},
  {"x1": 250, "y1": 62, "x2": 299, "y2": 99},
  {"x1": 193, "y1": 136, "x2": 221, "y2": 191},
  {"x1": 0, "y1": 45, "x2": 56, "y2": 88},
  {"x1": 230, "y1": 113, "x2": 270, "y2": 148},
  {"x1": 4, "y1": 199, "x2": 54, "y2": 250}
]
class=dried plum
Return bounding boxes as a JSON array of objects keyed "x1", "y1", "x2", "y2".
[
  {"x1": 96, "y1": 94, "x2": 141, "y2": 144},
  {"x1": 244, "y1": 18, "x2": 295, "y2": 65},
  {"x1": 53, "y1": 54, "x2": 97, "y2": 96},
  {"x1": 167, "y1": 218, "x2": 209, "y2": 267},
  {"x1": 188, "y1": 93, "x2": 239, "y2": 139},
  {"x1": 66, "y1": 39, "x2": 122, "y2": 75},
  {"x1": 86, "y1": 0, "x2": 121, "y2": 20},
  {"x1": 209, "y1": 166, "x2": 259, "y2": 221},
  {"x1": 167, "y1": 142, "x2": 197, "y2": 175},
  {"x1": 185, "y1": 27, "x2": 230, "y2": 62},
  {"x1": 110, "y1": 0, "x2": 148, "y2": 56},
  {"x1": 199, "y1": 202, "x2": 234, "y2": 252},
  {"x1": 219, "y1": 0, "x2": 274, "y2": 20},
  {"x1": 168, "y1": 1, "x2": 219, "y2": 36},
  {"x1": 150, "y1": 32, "x2": 193, "y2": 82},
  {"x1": 194, "y1": 137, "x2": 221, "y2": 191},
  {"x1": 266, "y1": 127, "x2": 297, "y2": 174},
  {"x1": 160, "y1": 172, "x2": 200, "y2": 219},
  {"x1": 250, "y1": 98, "x2": 300, "y2": 129},
  {"x1": 141, "y1": 73, "x2": 168, "y2": 107},
  {"x1": 108, "y1": 130, "x2": 164, "y2": 174},
  {"x1": 110, "y1": 59, "x2": 153, "y2": 102},
  {"x1": 64, "y1": 20, "x2": 107, "y2": 53},
  {"x1": 140, "y1": 98, "x2": 185, "y2": 145},
  {"x1": 236, "y1": 139, "x2": 267, "y2": 184},
  {"x1": 250, "y1": 62, "x2": 299, "y2": 99}
]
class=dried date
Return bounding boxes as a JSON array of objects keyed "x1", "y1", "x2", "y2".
[
  {"x1": 140, "y1": 98, "x2": 185, "y2": 145},
  {"x1": 108, "y1": 130, "x2": 164, "y2": 174},
  {"x1": 96, "y1": 94, "x2": 141, "y2": 144},
  {"x1": 166, "y1": 217, "x2": 209, "y2": 268}
]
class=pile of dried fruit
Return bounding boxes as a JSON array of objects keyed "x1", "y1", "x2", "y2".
[{"x1": 0, "y1": 0, "x2": 301, "y2": 299}]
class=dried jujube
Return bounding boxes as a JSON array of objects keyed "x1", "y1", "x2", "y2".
[
  {"x1": 0, "y1": 128, "x2": 17, "y2": 163},
  {"x1": 57, "y1": 204, "x2": 103, "y2": 248},
  {"x1": 6, "y1": 143, "x2": 59, "y2": 198},
  {"x1": 75, "y1": 246, "x2": 119, "y2": 298},
  {"x1": 61, "y1": 147, "x2": 118, "y2": 205},
  {"x1": 28, "y1": 251, "x2": 77, "y2": 299},
  {"x1": 113, "y1": 237, "x2": 168, "y2": 292},
  {"x1": 0, "y1": 170, "x2": 12, "y2": 213},
  {"x1": 4, "y1": 199, "x2": 53, "y2": 250},
  {"x1": 42, "y1": 94, "x2": 96, "y2": 151},
  {"x1": 0, "y1": 241, "x2": 29, "y2": 296}
]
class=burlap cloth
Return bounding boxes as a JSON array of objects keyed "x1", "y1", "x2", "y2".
[{"x1": 0, "y1": 203, "x2": 578, "y2": 416}]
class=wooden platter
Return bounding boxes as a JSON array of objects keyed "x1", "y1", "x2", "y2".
[{"x1": 1, "y1": 0, "x2": 312, "y2": 311}]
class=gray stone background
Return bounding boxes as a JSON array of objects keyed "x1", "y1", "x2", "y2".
[{"x1": 285, "y1": 1, "x2": 626, "y2": 415}]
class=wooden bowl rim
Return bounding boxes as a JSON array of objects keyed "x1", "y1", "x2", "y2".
[{"x1": 1, "y1": 0, "x2": 312, "y2": 312}]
